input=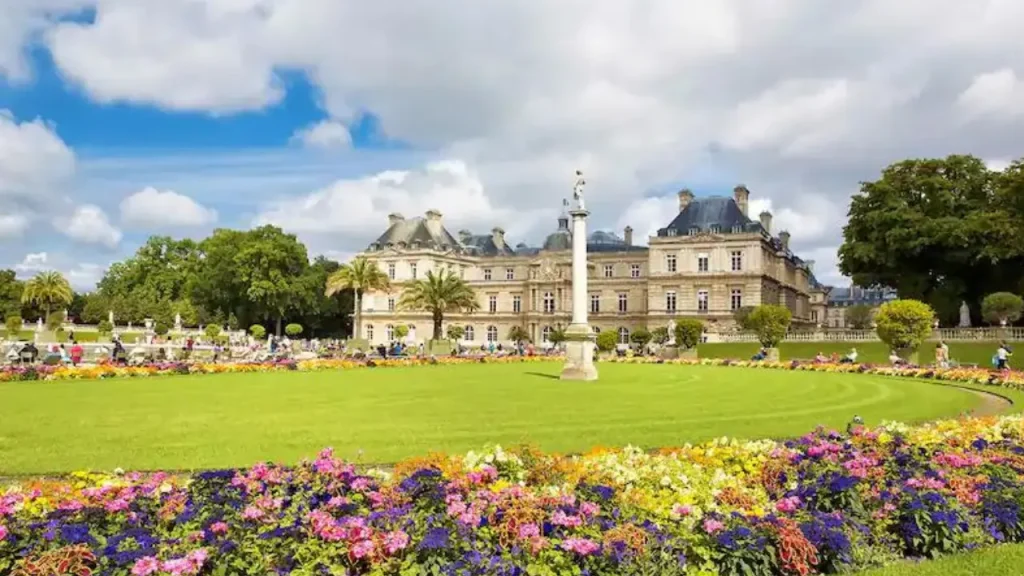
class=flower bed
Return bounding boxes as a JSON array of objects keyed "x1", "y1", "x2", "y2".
[{"x1": 2, "y1": 416, "x2": 1024, "y2": 575}]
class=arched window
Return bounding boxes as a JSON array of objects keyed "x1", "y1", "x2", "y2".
[
  {"x1": 464, "y1": 326, "x2": 475, "y2": 341},
  {"x1": 385, "y1": 324, "x2": 394, "y2": 341},
  {"x1": 366, "y1": 324, "x2": 374, "y2": 341},
  {"x1": 542, "y1": 326, "x2": 553, "y2": 342},
  {"x1": 486, "y1": 325, "x2": 498, "y2": 342},
  {"x1": 592, "y1": 326, "x2": 601, "y2": 334},
  {"x1": 618, "y1": 327, "x2": 630, "y2": 345}
]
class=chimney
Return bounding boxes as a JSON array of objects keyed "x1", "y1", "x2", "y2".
[
  {"x1": 623, "y1": 225, "x2": 633, "y2": 246},
  {"x1": 425, "y1": 209, "x2": 442, "y2": 222},
  {"x1": 759, "y1": 210, "x2": 772, "y2": 234},
  {"x1": 458, "y1": 229, "x2": 473, "y2": 244},
  {"x1": 805, "y1": 259, "x2": 815, "y2": 272},
  {"x1": 387, "y1": 212, "x2": 404, "y2": 227},
  {"x1": 491, "y1": 226, "x2": 505, "y2": 248},
  {"x1": 733, "y1": 185, "x2": 750, "y2": 217},
  {"x1": 677, "y1": 188, "x2": 694, "y2": 212},
  {"x1": 779, "y1": 230, "x2": 790, "y2": 250}
]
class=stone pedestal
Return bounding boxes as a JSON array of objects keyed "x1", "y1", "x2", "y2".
[
  {"x1": 561, "y1": 324, "x2": 598, "y2": 380},
  {"x1": 560, "y1": 207, "x2": 599, "y2": 381}
]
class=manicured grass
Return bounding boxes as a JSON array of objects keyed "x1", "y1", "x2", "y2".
[
  {"x1": 699, "y1": 341, "x2": 1006, "y2": 366},
  {"x1": 0, "y1": 363, "x2": 988, "y2": 474},
  {"x1": 858, "y1": 544, "x2": 1024, "y2": 575}
]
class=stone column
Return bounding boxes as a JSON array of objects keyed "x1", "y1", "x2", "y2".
[{"x1": 561, "y1": 209, "x2": 599, "y2": 381}]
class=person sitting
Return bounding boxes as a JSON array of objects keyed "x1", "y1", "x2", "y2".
[
  {"x1": 935, "y1": 341, "x2": 950, "y2": 369},
  {"x1": 840, "y1": 347, "x2": 858, "y2": 364},
  {"x1": 888, "y1": 350, "x2": 906, "y2": 366},
  {"x1": 20, "y1": 342, "x2": 39, "y2": 364},
  {"x1": 814, "y1": 351, "x2": 828, "y2": 363},
  {"x1": 751, "y1": 347, "x2": 768, "y2": 361}
]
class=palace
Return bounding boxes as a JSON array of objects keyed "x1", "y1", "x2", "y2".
[{"x1": 357, "y1": 186, "x2": 829, "y2": 345}]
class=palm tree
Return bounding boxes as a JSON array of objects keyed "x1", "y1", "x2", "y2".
[
  {"x1": 325, "y1": 256, "x2": 391, "y2": 340},
  {"x1": 398, "y1": 270, "x2": 479, "y2": 340},
  {"x1": 21, "y1": 271, "x2": 73, "y2": 321}
]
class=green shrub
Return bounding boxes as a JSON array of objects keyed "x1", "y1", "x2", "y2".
[
  {"x1": 630, "y1": 327, "x2": 652, "y2": 349},
  {"x1": 285, "y1": 323, "x2": 303, "y2": 337},
  {"x1": 596, "y1": 330, "x2": 618, "y2": 352},
  {"x1": 548, "y1": 328, "x2": 566, "y2": 345},
  {"x1": 205, "y1": 324, "x2": 222, "y2": 340},
  {"x1": 46, "y1": 311, "x2": 64, "y2": 331},
  {"x1": 746, "y1": 305, "x2": 792, "y2": 348},
  {"x1": 649, "y1": 326, "x2": 669, "y2": 345},
  {"x1": 445, "y1": 325, "x2": 465, "y2": 340},
  {"x1": 154, "y1": 321, "x2": 170, "y2": 336},
  {"x1": 875, "y1": 299, "x2": 935, "y2": 352},
  {"x1": 394, "y1": 324, "x2": 409, "y2": 339},
  {"x1": 249, "y1": 324, "x2": 266, "y2": 339},
  {"x1": 507, "y1": 325, "x2": 530, "y2": 343},
  {"x1": 674, "y1": 318, "x2": 704, "y2": 350},
  {"x1": 981, "y1": 292, "x2": 1023, "y2": 325},
  {"x1": 97, "y1": 320, "x2": 113, "y2": 334},
  {"x1": 732, "y1": 306, "x2": 755, "y2": 330},
  {"x1": 5, "y1": 315, "x2": 22, "y2": 336},
  {"x1": 845, "y1": 304, "x2": 874, "y2": 329}
]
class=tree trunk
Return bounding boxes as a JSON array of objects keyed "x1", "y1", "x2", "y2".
[
  {"x1": 353, "y1": 291, "x2": 362, "y2": 340},
  {"x1": 433, "y1": 311, "x2": 443, "y2": 341},
  {"x1": 276, "y1": 316, "x2": 282, "y2": 337}
]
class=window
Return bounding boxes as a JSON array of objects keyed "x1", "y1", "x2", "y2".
[
  {"x1": 465, "y1": 326, "x2": 475, "y2": 341},
  {"x1": 487, "y1": 325, "x2": 498, "y2": 342},
  {"x1": 506, "y1": 268, "x2": 514, "y2": 280},
  {"x1": 592, "y1": 326, "x2": 601, "y2": 334},
  {"x1": 618, "y1": 293, "x2": 628, "y2": 313},
  {"x1": 630, "y1": 264, "x2": 641, "y2": 278},
  {"x1": 590, "y1": 294, "x2": 600, "y2": 313},
  {"x1": 366, "y1": 324, "x2": 374, "y2": 341},
  {"x1": 459, "y1": 267, "x2": 465, "y2": 279},
  {"x1": 730, "y1": 288, "x2": 742, "y2": 311},
  {"x1": 666, "y1": 290, "x2": 677, "y2": 312},
  {"x1": 603, "y1": 264, "x2": 613, "y2": 278},
  {"x1": 513, "y1": 295, "x2": 521, "y2": 313},
  {"x1": 811, "y1": 310, "x2": 819, "y2": 322},
  {"x1": 483, "y1": 268, "x2": 492, "y2": 281},
  {"x1": 387, "y1": 263, "x2": 396, "y2": 280},
  {"x1": 488, "y1": 295, "x2": 497, "y2": 313},
  {"x1": 385, "y1": 324, "x2": 394, "y2": 341},
  {"x1": 730, "y1": 250, "x2": 742, "y2": 271},
  {"x1": 543, "y1": 292, "x2": 555, "y2": 313},
  {"x1": 618, "y1": 327, "x2": 630, "y2": 345},
  {"x1": 697, "y1": 289, "x2": 709, "y2": 312},
  {"x1": 666, "y1": 254, "x2": 677, "y2": 273},
  {"x1": 697, "y1": 253, "x2": 709, "y2": 272},
  {"x1": 387, "y1": 297, "x2": 396, "y2": 312},
  {"x1": 410, "y1": 263, "x2": 417, "y2": 279},
  {"x1": 542, "y1": 326, "x2": 552, "y2": 342}
]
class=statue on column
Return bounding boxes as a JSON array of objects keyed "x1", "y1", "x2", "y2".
[
  {"x1": 108, "y1": 310, "x2": 114, "y2": 325},
  {"x1": 666, "y1": 319, "x2": 677, "y2": 345},
  {"x1": 174, "y1": 313, "x2": 182, "y2": 331},
  {"x1": 572, "y1": 170, "x2": 586, "y2": 211},
  {"x1": 958, "y1": 301, "x2": 971, "y2": 328}
]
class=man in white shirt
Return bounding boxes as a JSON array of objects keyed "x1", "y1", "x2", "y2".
[{"x1": 996, "y1": 342, "x2": 1012, "y2": 370}]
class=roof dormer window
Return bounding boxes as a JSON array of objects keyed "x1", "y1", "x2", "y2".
[
  {"x1": 732, "y1": 225, "x2": 743, "y2": 233},
  {"x1": 688, "y1": 227, "x2": 700, "y2": 235}
]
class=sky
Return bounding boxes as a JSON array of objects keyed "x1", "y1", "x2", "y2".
[{"x1": 2, "y1": 1, "x2": 1024, "y2": 291}]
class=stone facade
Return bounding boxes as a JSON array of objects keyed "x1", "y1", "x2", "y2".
[{"x1": 356, "y1": 186, "x2": 823, "y2": 346}]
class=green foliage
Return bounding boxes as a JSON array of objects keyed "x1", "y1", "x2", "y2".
[
  {"x1": 673, "y1": 318, "x2": 704, "y2": 350},
  {"x1": 80, "y1": 293, "x2": 109, "y2": 324},
  {"x1": 548, "y1": 327, "x2": 566, "y2": 345},
  {"x1": 249, "y1": 324, "x2": 266, "y2": 339},
  {"x1": 596, "y1": 330, "x2": 618, "y2": 352},
  {"x1": 154, "y1": 320, "x2": 170, "y2": 336},
  {"x1": 393, "y1": 324, "x2": 409, "y2": 339},
  {"x1": 746, "y1": 305, "x2": 792, "y2": 348},
  {"x1": 227, "y1": 313, "x2": 239, "y2": 331},
  {"x1": 205, "y1": 324, "x2": 222, "y2": 340},
  {"x1": 846, "y1": 304, "x2": 875, "y2": 329},
  {"x1": 981, "y1": 292, "x2": 1023, "y2": 325},
  {"x1": 45, "y1": 311, "x2": 64, "y2": 331},
  {"x1": 630, "y1": 327, "x2": 652, "y2": 348},
  {"x1": 97, "y1": 320, "x2": 113, "y2": 334},
  {"x1": 398, "y1": 270, "x2": 479, "y2": 340},
  {"x1": 5, "y1": 314, "x2": 22, "y2": 335},
  {"x1": 507, "y1": 325, "x2": 529, "y2": 343},
  {"x1": 875, "y1": 299, "x2": 935, "y2": 352},
  {"x1": 326, "y1": 256, "x2": 390, "y2": 339},
  {"x1": 285, "y1": 323, "x2": 303, "y2": 337},
  {"x1": 446, "y1": 325, "x2": 465, "y2": 341},
  {"x1": 649, "y1": 326, "x2": 669, "y2": 345},
  {"x1": 732, "y1": 306, "x2": 755, "y2": 330},
  {"x1": 22, "y1": 271, "x2": 73, "y2": 318},
  {"x1": 0, "y1": 269, "x2": 23, "y2": 318}
]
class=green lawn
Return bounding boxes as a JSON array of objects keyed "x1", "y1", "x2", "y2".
[
  {"x1": 859, "y1": 544, "x2": 1024, "y2": 575},
  {"x1": 699, "y1": 341, "x2": 1004, "y2": 366},
  {"x1": 0, "y1": 363, "x2": 989, "y2": 474}
]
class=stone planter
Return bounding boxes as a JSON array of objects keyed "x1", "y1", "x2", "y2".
[
  {"x1": 896, "y1": 348, "x2": 919, "y2": 365},
  {"x1": 765, "y1": 347, "x2": 780, "y2": 361}
]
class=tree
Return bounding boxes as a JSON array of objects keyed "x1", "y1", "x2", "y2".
[
  {"x1": 249, "y1": 324, "x2": 267, "y2": 339},
  {"x1": 673, "y1": 319, "x2": 704, "y2": 350},
  {"x1": 285, "y1": 323, "x2": 304, "y2": 337},
  {"x1": 746, "y1": 305, "x2": 792, "y2": 348},
  {"x1": 233, "y1": 226, "x2": 311, "y2": 336},
  {"x1": 650, "y1": 326, "x2": 669, "y2": 345},
  {"x1": 981, "y1": 292, "x2": 1023, "y2": 326},
  {"x1": 394, "y1": 324, "x2": 409, "y2": 340},
  {"x1": 732, "y1": 306, "x2": 755, "y2": 330},
  {"x1": 875, "y1": 299, "x2": 935, "y2": 354},
  {"x1": 630, "y1": 327, "x2": 652, "y2": 349},
  {"x1": 80, "y1": 293, "x2": 110, "y2": 324},
  {"x1": 154, "y1": 320, "x2": 170, "y2": 336},
  {"x1": 838, "y1": 155, "x2": 1024, "y2": 324},
  {"x1": 845, "y1": 304, "x2": 874, "y2": 330},
  {"x1": 5, "y1": 314, "x2": 22, "y2": 336},
  {"x1": 326, "y1": 256, "x2": 391, "y2": 340},
  {"x1": 45, "y1": 311, "x2": 64, "y2": 331},
  {"x1": 596, "y1": 330, "x2": 618, "y2": 352},
  {"x1": 0, "y1": 269, "x2": 23, "y2": 317},
  {"x1": 97, "y1": 320, "x2": 113, "y2": 335},
  {"x1": 446, "y1": 325, "x2": 465, "y2": 341},
  {"x1": 21, "y1": 271, "x2": 73, "y2": 320},
  {"x1": 205, "y1": 324, "x2": 222, "y2": 340},
  {"x1": 398, "y1": 270, "x2": 479, "y2": 340},
  {"x1": 508, "y1": 325, "x2": 530, "y2": 344}
]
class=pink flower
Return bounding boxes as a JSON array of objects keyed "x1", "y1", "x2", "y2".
[
  {"x1": 161, "y1": 558, "x2": 191, "y2": 576},
  {"x1": 518, "y1": 523, "x2": 540, "y2": 539},
  {"x1": 351, "y1": 539, "x2": 376, "y2": 559},
  {"x1": 551, "y1": 510, "x2": 583, "y2": 527},
  {"x1": 458, "y1": 511, "x2": 481, "y2": 527},
  {"x1": 242, "y1": 506, "x2": 264, "y2": 520},
  {"x1": 672, "y1": 504, "x2": 693, "y2": 517},
  {"x1": 131, "y1": 556, "x2": 160, "y2": 576},
  {"x1": 0, "y1": 525, "x2": 7, "y2": 541},
  {"x1": 351, "y1": 478, "x2": 372, "y2": 492},
  {"x1": 210, "y1": 521, "x2": 229, "y2": 535},
  {"x1": 561, "y1": 537, "x2": 600, "y2": 556},
  {"x1": 703, "y1": 519, "x2": 725, "y2": 534},
  {"x1": 580, "y1": 502, "x2": 600, "y2": 517},
  {"x1": 775, "y1": 497, "x2": 801, "y2": 514},
  {"x1": 186, "y1": 548, "x2": 209, "y2": 571},
  {"x1": 383, "y1": 530, "x2": 410, "y2": 554}
]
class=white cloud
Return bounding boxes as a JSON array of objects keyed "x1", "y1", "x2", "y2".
[
  {"x1": 120, "y1": 186, "x2": 218, "y2": 228},
  {"x1": 0, "y1": 213, "x2": 30, "y2": 238},
  {"x1": 14, "y1": 252, "x2": 50, "y2": 274},
  {"x1": 11, "y1": 251, "x2": 107, "y2": 290},
  {"x1": 0, "y1": 110, "x2": 75, "y2": 199},
  {"x1": 957, "y1": 69, "x2": 1024, "y2": 118},
  {"x1": 290, "y1": 120, "x2": 352, "y2": 149},
  {"x1": 56, "y1": 205, "x2": 122, "y2": 248}
]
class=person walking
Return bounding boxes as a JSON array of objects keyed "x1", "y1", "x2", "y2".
[{"x1": 995, "y1": 341, "x2": 1013, "y2": 371}]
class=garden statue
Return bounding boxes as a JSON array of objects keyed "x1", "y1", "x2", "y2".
[
  {"x1": 175, "y1": 313, "x2": 182, "y2": 330},
  {"x1": 958, "y1": 301, "x2": 971, "y2": 328},
  {"x1": 572, "y1": 170, "x2": 586, "y2": 211},
  {"x1": 407, "y1": 325, "x2": 417, "y2": 344},
  {"x1": 108, "y1": 310, "x2": 114, "y2": 325},
  {"x1": 36, "y1": 318, "x2": 43, "y2": 332},
  {"x1": 666, "y1": 319, "x2": 676, "y2": 345}
]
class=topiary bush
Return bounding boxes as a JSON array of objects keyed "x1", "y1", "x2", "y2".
[
  {"x1": 630, "y1": 327, "x2": 652, "y2": 349},
  {"x1": 5, "y1": 314, "x2": 23, "y2": 337},
  {"x1": 205, "y1": 324, "x2": 222, "y2": 340},
  {"x1": 285, "y1": 323, "x2": 303, "y2": 337},
  {"x1": 596, "y1": 330, "x2": 618, "y2": 352},
  {"x1": 674, "y1": 319, "x2": 704, "y2": 350},
  {"x1": 981, "y1": 292, "x2": 1023, "y2": 326},
  {"x1": 154, "y1": 321, "x2": 170, "y2": 336},
  {"x1": 249, "y1": 324, "x2": 266, "y2": 339},
  {"x1": 97, "y1": 320, "x2": 113, "y2": 335},
  {"x1": 649, "y1": 326, "x2": 669, "y2": 345},
  {"x1": 394, "y1": 324, "x2": 409, "y2": 340},
  {"x1": 746, "y1": 305, "x2": 792, "y2": 348},
  {"x1": 875, "y1": 299, "x2": 935, "y2": 355},
  {"x1": 46, "y1": 311, "x2": 64, "y2": 331}
]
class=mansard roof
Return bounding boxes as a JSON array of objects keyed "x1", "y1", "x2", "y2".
[
  {"x1": 459, "y1": 232, "x2": 517, "y2": 257},
  {"x1": 370, "y1": 215, "x2": 462, "y2": 252},
  {"x1": 657, "y1": 196, "x2": 761, "y2": 236}
]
